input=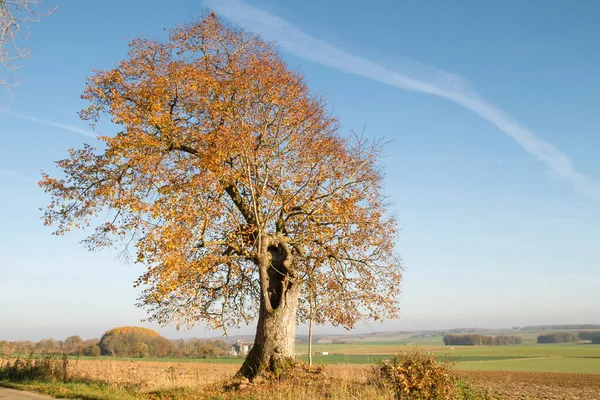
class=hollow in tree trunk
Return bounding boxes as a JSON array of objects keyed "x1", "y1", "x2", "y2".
[{"x1": 238, "y1": 238, "x2": 300, "y2": 379}]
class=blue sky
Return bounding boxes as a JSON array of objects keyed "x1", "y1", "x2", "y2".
[{"x1": 1, "y1": 0, "x2": 598, "y2": 341}]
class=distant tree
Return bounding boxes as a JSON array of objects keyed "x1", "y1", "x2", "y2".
[
  {"x1": 493, "y1": 335, "x2": 522, "y2": 346},
  {"x1": 63, "y1": 335, "x2": 83, "y2": 354},
  {"x1": 442, "y1": 334, "x2": 521, "y2": 346},
  {"x1": 97, "y1": 326, "x2": 180, "y2": 358},
  {"x1": 133, "y1": 342, "x2": 149, "y2": 358},
  {"x1": 82, "y1": 338, "x2": 99, "y2": 346},
  {"x1": 40, "y1": 13, "x2": 402, "y2": 379},
  {"x1": 170, "y1": 339, "x2": 185, "y2": 357},
  {"x1": 537, "y1": 332, "x2": 580, "y2": 344},
  {"x1": 0, "y1": 340, "x2": 14, "y2": 355},
  {"x1": 82, "y1": 343, "x2": 101, "y2": 356},
  {"x1": 577, "y1": 331, "x2": 600, "y2": 341},
  {"x1": 592, "y1": 337, "x2": 600, "y2": 344},
  {"x1": 35, "y1": 338, "x2": 61, "y2": 354},
  {"x1": 524, "y1": 324, "x2": 600, "y2": 331},
  {"x1": 0, "y1": 0, "x2": 55, "y2": 90},
  {"x1": 9, "y1": 340, "x2": 35, "y2": 354},
  {"x1": 98, "y1": 326, "x2": 161, "y2": 357},
  {"x1": 150, "y1": 336, "x2": 174, "y2": 358},
  {"x1": 443, "y1": 334, "x2": 490, "y2": 346}
]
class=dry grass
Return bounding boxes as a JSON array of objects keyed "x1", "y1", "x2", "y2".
[
  {"x1": 68, "y1": 359, "x2": 238, "y2": 390},
  {"x1": 4, "y1": 357, "x2": 600, "y2": 399}
]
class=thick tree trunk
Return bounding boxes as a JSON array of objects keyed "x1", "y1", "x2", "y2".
[
  {"x1": 239, "y1": 288, "x2": 299, "y2": 379},
  {"x1": 238, "y1": 239, "x2": 300, "y2": 379}
]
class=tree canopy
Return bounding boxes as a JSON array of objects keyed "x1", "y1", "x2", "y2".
[
  {"x1": 99, "y1": 326, "x2": 170, "y2": 357},
  {"x1": 40, "y1": 13, "x2": 402, "y2": 377}
]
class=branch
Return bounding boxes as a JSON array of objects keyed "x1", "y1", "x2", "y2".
[{"x1": 224, "y1": 184, "x2": 256, "y2": 226}]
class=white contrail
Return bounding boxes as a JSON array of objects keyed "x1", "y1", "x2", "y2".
[
  {"x1": 207, "y1": 0, "x2": 600, "y2": 200},
  {"x1": 1, "y1": 109, "x2": 97, "y2": 139}
]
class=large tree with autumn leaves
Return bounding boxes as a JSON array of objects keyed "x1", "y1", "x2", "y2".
[{"x1": 40, "y1": 14, "x2": 402, "y2": 378}]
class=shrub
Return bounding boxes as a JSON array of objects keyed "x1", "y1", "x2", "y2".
[
  {"x1": 372, "y1": 349, "x2": 456, "y2": 399},
  {"x1": 372, "y1": 349, "x2": 500, "y2": 400},
  {"x1": 0, "y1": 355, "x2": 70, "y2": 382}
]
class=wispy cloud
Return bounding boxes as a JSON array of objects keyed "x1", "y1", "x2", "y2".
[
  {"x1": 1, "y1": 109, "x2": 97, "y2": 139},
  {"x1": 207, "y1": 0, "x2": 600, "y2": 200},
  {"x1": 0, "y1": 168, "x2": 37, "y2": 185}
]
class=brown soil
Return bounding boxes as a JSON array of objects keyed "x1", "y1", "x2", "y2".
[{"x1": 459, "y1": 371, "x2": 600, "y2": 400}]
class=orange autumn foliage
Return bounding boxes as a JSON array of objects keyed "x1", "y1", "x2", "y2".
[
  {"x1": 103, "y1": 327, "x2": 160, "y2": 338},
  {"x1": 40, "y1": 14, "x2": 402, "y2": 338}
]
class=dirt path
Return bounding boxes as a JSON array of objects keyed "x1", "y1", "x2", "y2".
[{"x1": 0, "y1": 388, "x2": 56, "y2": 400}]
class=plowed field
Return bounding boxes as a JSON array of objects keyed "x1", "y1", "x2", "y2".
[{"x1": 461, "y1": 371, "x2": 600, "y2": 400}]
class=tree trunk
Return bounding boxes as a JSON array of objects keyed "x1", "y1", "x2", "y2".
[{"x1": 238, "y1": 239, "x2": 300, "y2": 379}]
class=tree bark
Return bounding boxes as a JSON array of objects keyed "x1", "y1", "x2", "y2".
[{"x1": 238, "y1": 239, "x2": 300, "y2": 379}]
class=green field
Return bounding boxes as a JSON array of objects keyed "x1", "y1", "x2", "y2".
[
  {"x1": 299, "y1": 354, "x2": 534, "y2": 365},
  {"x1": 19, "y1": 335, "x2": 600, "y2": 374},
  {"x1": 297, "y1": 336, "x2": 600, "y2": 373},
  {"x1": 457, "y1": 357, "x2": 600, "y2": 374}
]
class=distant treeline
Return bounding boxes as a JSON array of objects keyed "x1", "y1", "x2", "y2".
[
  {"x1": 98, "y1": 327, "x2": 230, "y2": 358},
  {"x1": 442, "y1": 335, "x2": 522, "y2": 346},
  {"x1": 577, "y1": 331, "x2": 600, "y2": 341},
  {"x1": 1, "y1": 326, "x2": 231, "y2": 358},
  {"x1": 0, "y1": 337, "x2": 100, "y2": 356},
  {"x1": 537, "y1": 332, "x2": 580, "y2": 344},
  {"x1": 523, "y1": 324, "x2": 600, "y2": 331}
]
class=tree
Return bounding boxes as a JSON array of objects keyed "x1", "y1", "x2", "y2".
[
  {"x1": 0, "y1": 340, "x2": 14, "y2": 356},
  {"x1": 40, "y1": 14, "x2": 402, "y2": 379},
  {"x1": 493, "y1": 335, "x2": 522, "y2": 345},
  {"x1": 133, "y1": 342, "x2": 149, "y2": 358},
  {"x1": 578, "y1": 331, "x2": 600, "y2": 341},
  {"x1": 9, "y1": 340, "x2": 35, "y2": 354},
  {"x1": 35, "y1": 338, "x2": 60, "y2": 354},
  {"x1": 98, "y1": 326, "x2": 161, "y2": 357},
  {"x1": 63, "y1": 335, "x2": 83, "y2": 354},
  {"x1": 82, "y1": 343, "x2": 101, "y2": 356},
  {"x1": 537, "y1": 332, "x2": 580, "y2": 344},
  {"x1": 0, "y1": 0, "x2": 55, "y2": 90}
]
